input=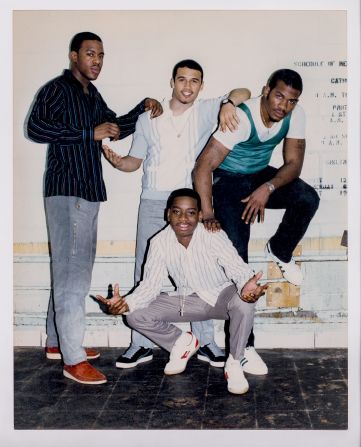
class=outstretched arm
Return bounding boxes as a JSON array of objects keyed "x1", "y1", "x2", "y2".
[
  {"x1": 193, "y1": 137, "x2": 230, "y2": 231},
  {"x1": 95, "y1": 284, "x2": 129, "y2": 315},
  {"x1": 102, "y1": 145, "x2": 143, "y2": 172}
]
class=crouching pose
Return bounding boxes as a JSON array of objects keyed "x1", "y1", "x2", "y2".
[{"x1": 96, "y1": 188, "x2": 267, "y2": 394}]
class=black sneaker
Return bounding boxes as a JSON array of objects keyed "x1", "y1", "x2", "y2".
[
  {"x1": 197, "y1": 342, "x2": 225, "y2": 367},
  {"x1": 115, "y1": 346, "x2": 153, "y2": 369}
]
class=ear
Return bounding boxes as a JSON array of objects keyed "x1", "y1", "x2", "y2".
[
  {"x1": 263, "y1": 85, "x2": 270, "y2": 97},
  {"x1": 200, "y1": 81, "x2": 204, "y2": 92},
  {"x1": 198, "y1": 210, "x2": 203, "y2": 222},
  {"x1": 170, "y1": 78, "x2": 174, "y2": 89},
  {"x1": 167, "y1": 209, "x2": 171, "y2": 221},
  {"x1": 69, "y1": 51, "x2": 78, "y2": 64}
]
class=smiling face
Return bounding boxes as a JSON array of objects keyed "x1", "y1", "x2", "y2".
[
  {"x1": 170, "y1": 66, "x2": 204, "y2": 106},
  {"x1": 167, "y1": 196, "x2": 203, "y2": 247},
  {"x1": 262, "y1": 80, "x2": 301, "y2": 123},
  {"x1": 70, "y1": 39, "x2": 104, "y2": 88}
]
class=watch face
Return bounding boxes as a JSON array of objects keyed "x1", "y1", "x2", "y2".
[{"x1": 222, "y1": 99, "x2": 229, "y2": 104}]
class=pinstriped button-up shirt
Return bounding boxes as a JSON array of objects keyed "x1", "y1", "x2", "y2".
[
  {"x1": 27, "y1": 69, "x2": 146, "y2": 202},
  {"x1": 125, "y1": 224, "x2": 254, "y2": 313}
]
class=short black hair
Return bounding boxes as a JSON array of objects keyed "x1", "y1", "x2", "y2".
[
  {"x1": 166, "y1": 188, "x2": 202, "y2": 211},
  {"x1": 172, "y1": 59, "x2": 204, "y2": 82},
  {"x1": 267, "y1": 69, "x2": 303, "y2": 94},
  {"x1": 70, "y1": 32, "x2": 102, "y2": 53}
]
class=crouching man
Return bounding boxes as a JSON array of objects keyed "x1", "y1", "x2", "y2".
[{"x1": 96, "y1": 188, "x2": 267, "y2": 394}]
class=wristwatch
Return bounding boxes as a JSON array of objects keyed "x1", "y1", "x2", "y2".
[
  {"x1": 221, "y1": 98, "x2": 235, "y2": 107},
  {"x1": 265, "y1": 181, "x2": 275, "y2": 193}
]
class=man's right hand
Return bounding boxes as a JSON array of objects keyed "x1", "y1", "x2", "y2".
[
  {"x1": 94, "y1": 122, "x2": 120, "y2": 141},
  {"x1": 202, "y1": 215, "x2": 221, "y2": 233},
  {"x1": 95, "y1": 283, "x2": 129, "y2": 315}
]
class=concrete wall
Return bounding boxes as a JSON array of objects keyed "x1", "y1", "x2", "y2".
[{"x1": 13, "y1": 9, "x2": 348, "y2": 347}]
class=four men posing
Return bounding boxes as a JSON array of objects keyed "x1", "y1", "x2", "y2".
[{"x1": 27, "y1": 31, "x2": 319, "y2": 393}]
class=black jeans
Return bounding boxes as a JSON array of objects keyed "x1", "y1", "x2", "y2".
[{"x1": 213, "y1": 166, "x2": 320, "y2": 347}]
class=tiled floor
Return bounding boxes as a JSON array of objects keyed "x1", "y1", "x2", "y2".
[{"x1": 14, "y1": 347, "x2": 347, "y2": 430}]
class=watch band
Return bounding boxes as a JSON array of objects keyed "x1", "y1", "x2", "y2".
[
  {"x1": 265, "y1": 181, "x2": 275, "y2": 193},
  {"x1": 221, "y1": 98, "x2": 235, "y2": 107}
]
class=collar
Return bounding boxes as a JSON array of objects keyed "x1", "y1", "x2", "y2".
[{"x1": 63, "y1": 69, "x2": 96, "y2": 94}]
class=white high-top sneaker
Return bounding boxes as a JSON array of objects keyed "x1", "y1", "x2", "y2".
[
  {"x1": 164, "y1": 332, "x2": 199, "y2": 375},
  {"x1": 224, "y1": 354, "x2": 249, "y2": 394},
  {"x1": 265, "y1": 242, "x2": 303, "y2": 286}
]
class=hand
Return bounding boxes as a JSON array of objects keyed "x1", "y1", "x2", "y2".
[
  {"x1": 95, "y1": 283, "x2": 129, "y2": 315},
  {"x1": 241, "y1": 184, "x2": 271, "y2": 224},
  {"x1": 240, "y1": 271, "x2": 268, "y2": 303},
  {"x1": 219, "y1": 103, "x2": 240, "y2": 132},
  {"x1": 144, "y1": 98, "x2": 163, "y2": 118},
  {"x1": 94, "y1": 122, "x2": 120, "y2": 141},
  {"x1": 202, "y1": 216, "x2": 221, "y2": 233},
  {"x1": 102, "y1": 144, "x2": 124, "y2": 169}
]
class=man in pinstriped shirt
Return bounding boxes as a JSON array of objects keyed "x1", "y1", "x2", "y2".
[
  {"x1": 101, "y1": 59, "x2": 262, "y2": 371},
  {"x1": 27, "y1": 31, "x2": 162, "y2": 385},
  {"x1": 96, "y1": 188, "x2": 268, "y2": 395}
]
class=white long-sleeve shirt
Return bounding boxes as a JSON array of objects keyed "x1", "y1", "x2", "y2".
[{"x1": 125, "y1": 224, "x2": 254, "y2": 313}]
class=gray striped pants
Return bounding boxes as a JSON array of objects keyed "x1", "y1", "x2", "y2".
[{"x1": 126, "y1": 284, "x2": 255, "y2": 360}]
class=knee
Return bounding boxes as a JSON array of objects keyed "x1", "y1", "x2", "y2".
[
  {"x1": 229, "y1": 294, "x2": 255, "y2": 316},
  {"x1": 126, "y1": 309, "x2": 149, "y2": 330},
  {"x1": 297, "y1": 184, "x2": 320, "y2": 214}
]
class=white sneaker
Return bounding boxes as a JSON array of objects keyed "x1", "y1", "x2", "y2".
[
  {"x1": 224, "y1": 354, "x2": 249, "y2": 394},
  {"x1": 265, "y1": 242, "x2": 303, "y2": 286},
  {"x1": 164, "y1": 332, "x2": 199, "y2": 375},
  {"x1": 241, "y1": 346, "x2": 268, "y2": 375}
]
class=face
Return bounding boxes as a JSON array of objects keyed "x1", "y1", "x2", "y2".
[
  {"x1": 70, "y1": 40, "x2": 104, "y2": 87},
  {"x1": 167, "y1": 196, "x2": 202, "y2": 245},
  {"x1": 170, "y1": 67, "x2": 204, "y2": 105},
  {"x1": 263, "y1": 80, "x2": 301, "y2": 122}
]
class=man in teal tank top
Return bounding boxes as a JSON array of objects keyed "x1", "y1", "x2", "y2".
[{"x1": 193, "y1": 69, "x2": 320, "y2": 375}]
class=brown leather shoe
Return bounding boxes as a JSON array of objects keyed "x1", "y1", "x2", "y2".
[
  {"x1": 45, "y1": 347, "x2": 100, "y2": 360},
  {"x1": 63, "y1": 361, "x2": 107, "y2": 385}
]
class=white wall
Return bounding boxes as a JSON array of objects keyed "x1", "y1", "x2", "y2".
[{"x1": 14, "y1": 10, "x2": 347, "y2": 246}]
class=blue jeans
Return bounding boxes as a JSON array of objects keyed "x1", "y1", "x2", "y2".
[
  {"x1": 213, "y1": 166, "x2": 320, "y2": 263},
  {"x1": 132, "y1": 198, "x2": 215, "y2": 348},
  {"x1": 45, "y1": 196, "x2": 100, "y2": 365}
]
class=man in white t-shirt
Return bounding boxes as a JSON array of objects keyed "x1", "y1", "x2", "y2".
[
  {"x1": 194, "y1": 69, "x2": 320, "y2": 373},
  {"x1": 102, "y1": 59, "x2": 263, "y2": 370}
]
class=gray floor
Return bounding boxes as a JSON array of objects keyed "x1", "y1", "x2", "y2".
[{"x1": 14, "y1": 347, "x2": 347, "y2": 430}]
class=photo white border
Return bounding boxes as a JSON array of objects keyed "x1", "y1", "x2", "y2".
[{"x1": 2, "y1": 0, "x2": 360, "y2": 446}]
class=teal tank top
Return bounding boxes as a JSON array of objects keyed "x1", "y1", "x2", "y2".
[{"x1": 219, "y1": 102, "x2": 291, "y2": 174}]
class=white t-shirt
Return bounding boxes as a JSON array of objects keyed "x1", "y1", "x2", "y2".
[
  {"x1": 129, "y1": 96, "x2": 226, "y2": 200},
  {"x1": 213, "y1": 96, "x2": 306, "y2": 149}
]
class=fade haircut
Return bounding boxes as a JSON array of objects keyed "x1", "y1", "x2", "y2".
[
  {"x1": 267, "y1": 69, "x2": 303, "y2": 94},
  {"x1": 167, "y1": 188, "x2": 202, "y2": 211},
  {"x1": 172, "y1": 59, "x2": 204, "y2": 82},
  {"x1": 70, "y1": 32, "x2": 102, "y2": 53}
]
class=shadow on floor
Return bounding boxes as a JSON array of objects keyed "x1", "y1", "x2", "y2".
[{"x1": 14, "y1": 347, "x2": 347, "y2": 430}]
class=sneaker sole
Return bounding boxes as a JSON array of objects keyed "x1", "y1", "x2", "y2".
[
  {"x1": 197, "y1": 354, "x2": 225, "y2": 368},
  {"x1": 243, "y1": 366, "x2": 268, "y2": 375},
  {"x1": 63, "y1": 370, "x2": 107, "y2": 385},
  {"x1": 227, "y1": 383, "x2": 249, "y2": 394},
  {"x1": 46, "y1": 352, "x2": 100, "y2": 360},
  {"x1": 115, "y1": 354, "x2": 153, "y2": 369}
]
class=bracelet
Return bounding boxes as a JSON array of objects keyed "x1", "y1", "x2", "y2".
[{"x1": 265, "y1": 181, "x2": 275, "y2": 193}]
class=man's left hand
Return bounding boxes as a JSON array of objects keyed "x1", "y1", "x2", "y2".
[
  {"x1": 144, "y1": 98, "x2": 163, "y2": 118},
  {"x1": 241, "y1": 184, "x2": 271, "y2": 224},
  {"x1": 240, "y1": 271, "x2": 268, "y2": 303}
]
